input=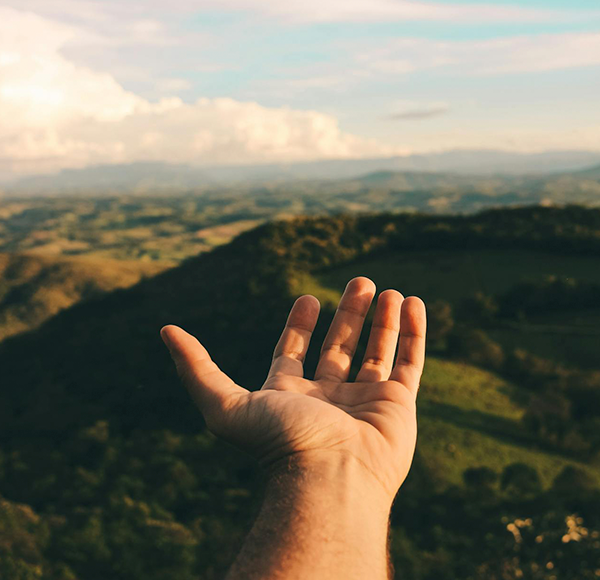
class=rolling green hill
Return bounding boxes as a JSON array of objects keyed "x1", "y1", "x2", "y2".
[
  {"x1": 1, "y1": 206, "x2": 600, "y2": 579},
  {"x1": 0, "y1": 253, "x2": 169, "y2": 341}
]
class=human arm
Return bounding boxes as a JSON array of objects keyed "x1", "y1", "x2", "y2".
[{"x1": 161, "y1": 277, "x2": 427, "y2": 579}]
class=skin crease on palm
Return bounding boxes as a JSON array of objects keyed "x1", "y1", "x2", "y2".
[{"x1": 160, "y1": 276, "x2": 427, "y2": 503}]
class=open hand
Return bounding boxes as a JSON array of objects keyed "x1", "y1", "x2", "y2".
[{"x1": 161, "y1": 277, "x2": 426, "y2": 499}]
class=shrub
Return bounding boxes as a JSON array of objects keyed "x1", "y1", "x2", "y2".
[
  {"x1": 463, "y1": 467, "x2": 498, "y2": 492},
  {"x1": 501, "y1": 463, "x2": 542, "y2": 498},
  {"x1": 552, "y1": 466, "x2": 596, "y2": 495},
  {"x1": 447, "y1": 327, "x2": 505, "y2": 370},
  {"x1": 460, "y1": 292, "x2": 499, "y2": 325},
  {"x1": 427, "y1": 300, "x2": 454, "y2": 345}
]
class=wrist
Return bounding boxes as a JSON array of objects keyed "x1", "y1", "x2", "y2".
[
  {"x1": 265, "y1": 449, "x2": 395, "y2": 517},
  {"x1": 250, "y1": 450, "x2": 393, "y2": 579}
]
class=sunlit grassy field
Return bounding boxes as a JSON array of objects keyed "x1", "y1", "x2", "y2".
[{"x1": 417, "y1": 358, "x2": 598, "y2": 488}]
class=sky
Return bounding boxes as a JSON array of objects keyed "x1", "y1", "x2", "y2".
[{"x1": 1, "y1": 0, "x2": 600, "y2": 179}]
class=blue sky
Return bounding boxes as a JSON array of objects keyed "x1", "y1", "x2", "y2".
[{"x1": 1, "y1": 0, "x2": 599, "y2": 177}]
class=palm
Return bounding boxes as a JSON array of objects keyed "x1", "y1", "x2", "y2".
[
  {"x1": 238, "y1": 377, "x2": 417, "y2": 492},
  {"x1": 162, "y1": 277, "x2": 426, "y2": 495}
]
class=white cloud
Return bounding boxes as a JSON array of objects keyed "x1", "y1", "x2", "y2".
[
  {"x1": 0, "y1": 7, "x2": 398, "y2": 178},
  {"x1": 403, "y1": 124, "x2": 600, "y2": 154},
  {"x1": 213, "y1": 0, "x2": 594, "y2": 24},
  {"x1": 3, "y1": 0, "x2": 597, "y2": 26},
  {"x1": 386, "y1": 101, "x2": 450, "y2": 120},
  {"x1": 472, "y1": 33, "x2": 600, "y2": 74},
  {"x1": 357, "y1": 32, "x2": 600, "y2": 76},
  {"x1": 155, "y1": 78, "x2": 193, "y2": 92}
]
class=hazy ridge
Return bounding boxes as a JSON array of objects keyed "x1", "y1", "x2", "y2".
[{"x1": 4, "y1": 149, "x2": 600, "y2": 196}]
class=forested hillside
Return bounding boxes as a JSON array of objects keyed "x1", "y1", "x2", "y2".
[{"x1": 1, "y1": 206, "x2": 600, "y2": 579}]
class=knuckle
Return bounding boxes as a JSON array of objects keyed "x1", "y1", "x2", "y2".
[
  {"x1": 322, "y1": 341, "x2": 354, "y2": 357},
  {"x1": 363, "y1": 356, "x2": 387, "y2": 367}
]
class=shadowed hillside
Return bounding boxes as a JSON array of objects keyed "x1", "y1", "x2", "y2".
[{"x1": 2, "y1": 205, "x2": 599, "y2": 432}]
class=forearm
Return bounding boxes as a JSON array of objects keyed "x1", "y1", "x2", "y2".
[{"x1": 226, "y1": 451, "x2": 394, "y2": 580}]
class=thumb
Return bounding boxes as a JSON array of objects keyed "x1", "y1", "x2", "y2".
[{"x1": 160, "y1": 325, "x2": 247, "y2": 425}]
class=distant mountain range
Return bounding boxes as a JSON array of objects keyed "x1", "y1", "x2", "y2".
[{"x1": 3, "y1": 149, "x2": 600, "y2": 196}]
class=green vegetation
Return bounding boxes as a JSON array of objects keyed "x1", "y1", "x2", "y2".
[
  {"x1": 1, "y1": 205, "x2": 600, "y2": 578},
  {"x1": 417, "y1": 359, "x2": 596, "y2": 488},
  {"x1": 0, "y1": 197, "x2": 267, "y2": 261},
  {"x1": 0, "y1": 253, "x2": 169, "y2": 341}
]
